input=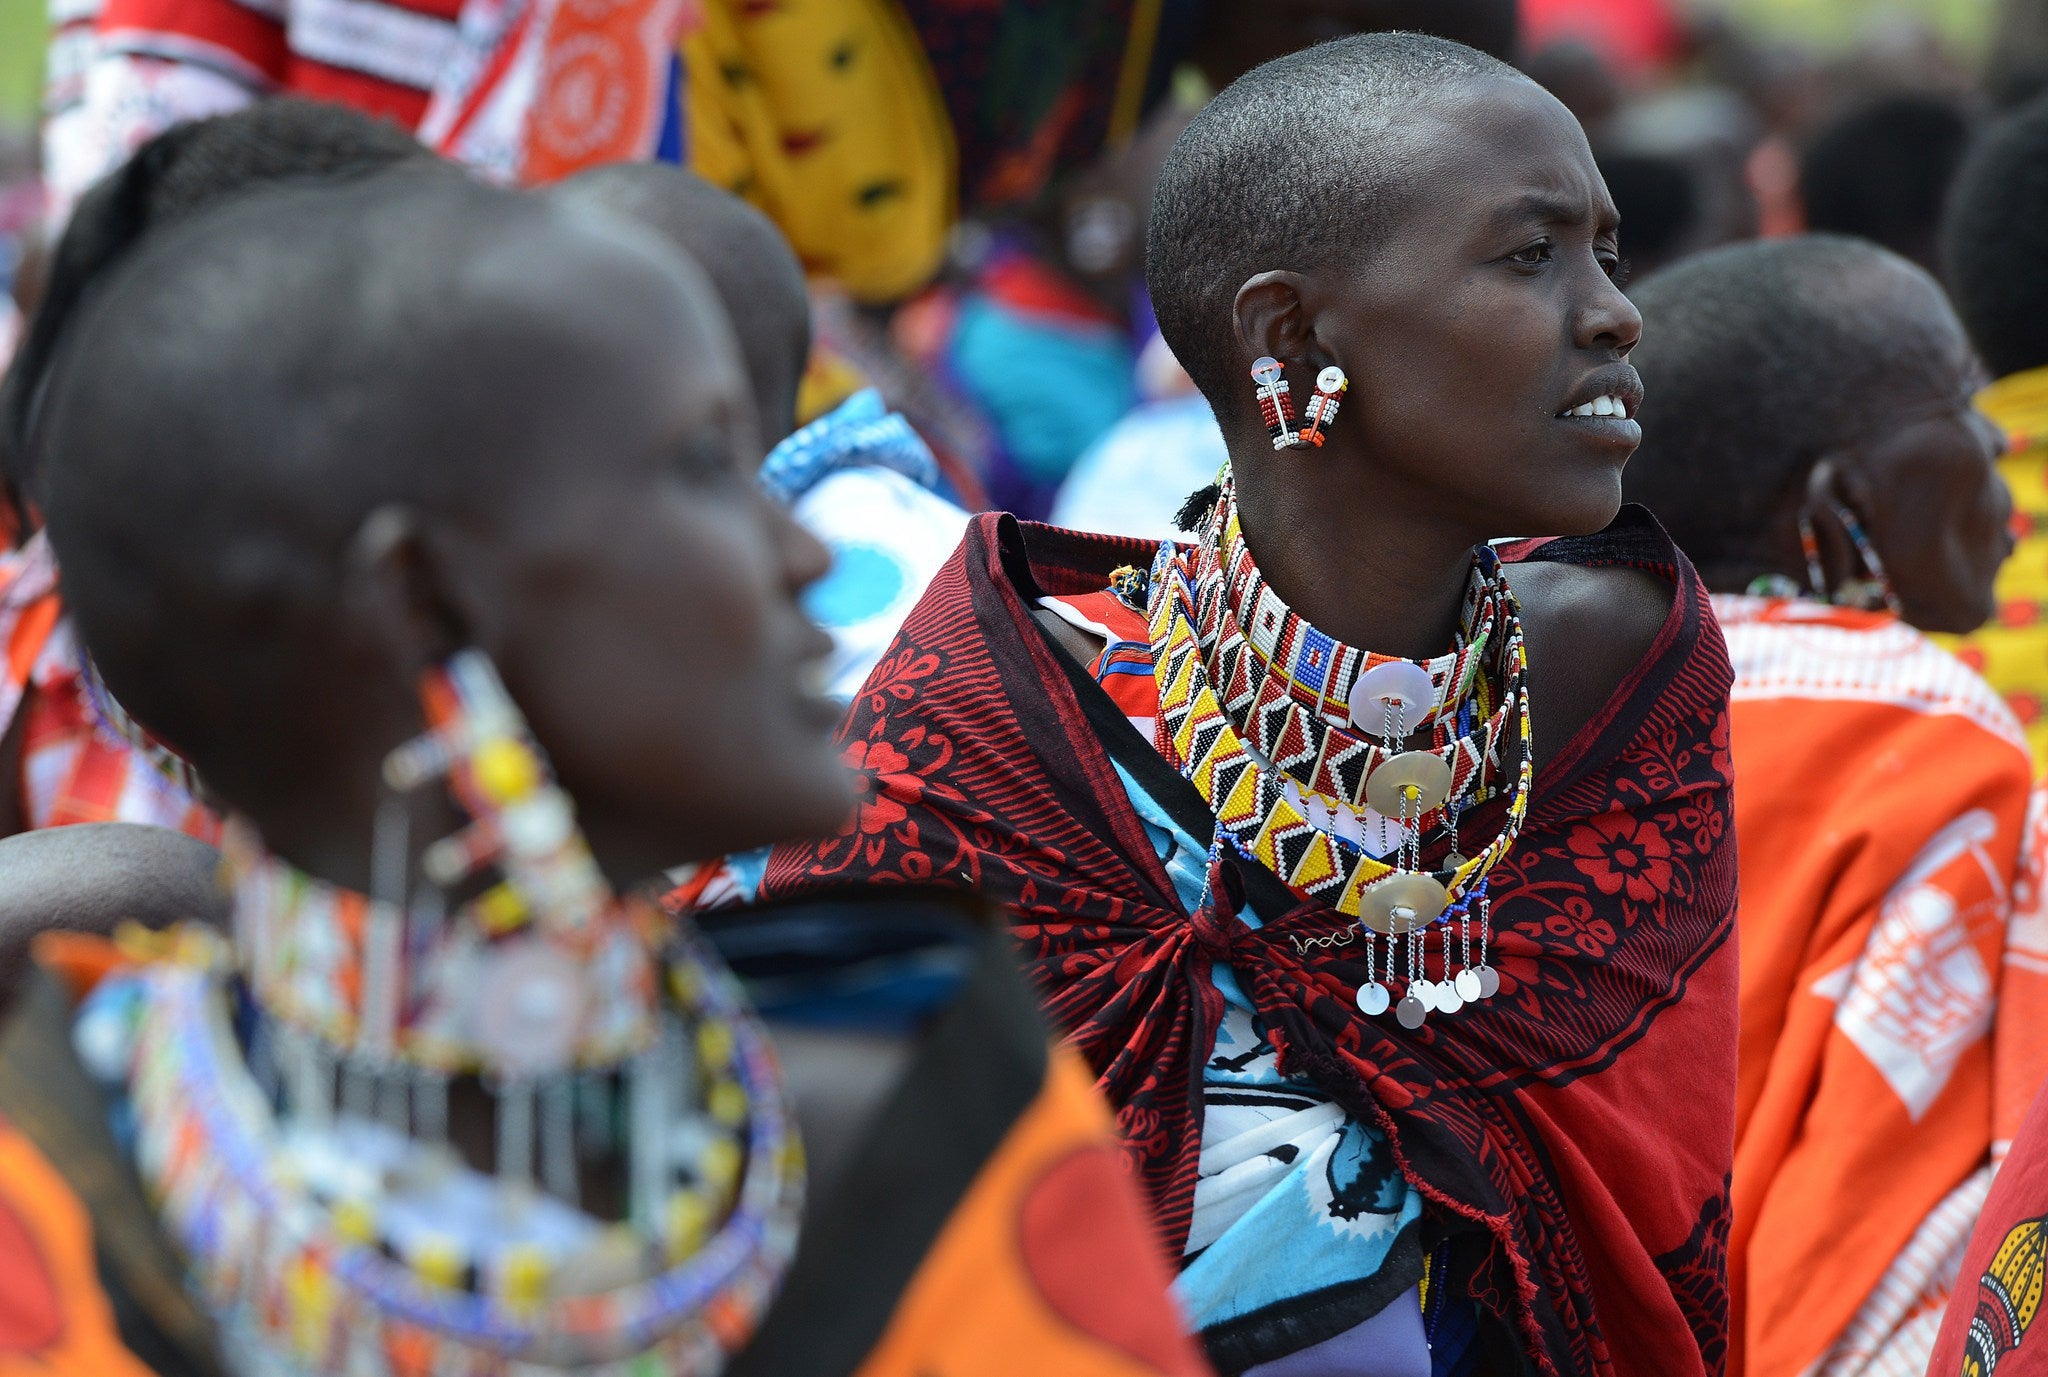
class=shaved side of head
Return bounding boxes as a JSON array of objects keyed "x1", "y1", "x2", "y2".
[{"x1": 1146, "y1": 31, "x2": 1526, "y2": 419}]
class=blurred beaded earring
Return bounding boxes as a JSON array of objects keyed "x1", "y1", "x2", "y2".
[
  {"x1": 1797, "y1": 502, "x2": 1901, "y2": 614},
  {"x1": 1829, "y1": 502, "x2": 1904, "y2": 615},
  {"x1": 130, "y1": 647, "x2": 802, "y2": 1374}
]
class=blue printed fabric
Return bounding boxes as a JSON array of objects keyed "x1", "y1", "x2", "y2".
[{"x1": 758, "y1": 388, "x2": 942, "y2": 506}]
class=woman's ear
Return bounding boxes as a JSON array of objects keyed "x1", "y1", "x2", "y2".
[
  {"x1": 1233, "y1": 270, "x2": 1317, "y2": 371},
  {"x1": 341, "y1": 503, "x2": 470, "y2": 675}
]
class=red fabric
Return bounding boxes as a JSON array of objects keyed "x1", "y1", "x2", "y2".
[
  {"x1": 1928, "y1": 1084, "x2": 2048, "y2": 1374},
  {"x1": 755, "y1": 511, "x2": 1739, "y2": 1376},
  {"x1": 286, "y1": 59, "x2": 430, "y2": 127},
  {"x1": 97, "y1": 0, "x2": 288, "y2": 83}
]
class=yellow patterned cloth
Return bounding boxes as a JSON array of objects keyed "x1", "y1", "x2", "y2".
[
  {"x1": 1943, "y1": 364, "x2": 2048, "y2": 771},
  {"x1": 681, "y1": 0, "x2": 956, "y2": 305}
]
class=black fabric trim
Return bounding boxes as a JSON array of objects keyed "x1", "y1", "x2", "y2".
[
  {"x1": 727, "y1": 903, "x2": 1050, "y2": 1377},
  {"x1": 1198, "y1": 1220, "x2": 1426, "y2": 1376},
  {"x1": 0, "y1": 967, "x2": 225, "y2": 1376}
]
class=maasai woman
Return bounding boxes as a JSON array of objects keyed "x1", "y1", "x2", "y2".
[
  {"x1": 1625, "y1": 235, "x2": 2035, "y2": 1377},
  {"x1": 720, "y1": 32, "x2": 1738, "y2": 1377},
  {"x1": 0, "y1": 170, "x2": 1204, "y2": 1375},
  {"x1": 0, "y1": 101, "x2": 438, "y2": 846}
]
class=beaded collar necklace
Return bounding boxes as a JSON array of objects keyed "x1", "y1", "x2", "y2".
[
  {"x1": 1146, "y1": 475, "x2": 1533, "y2": 1026},
  {"x1": 115, "y1": 650, "x2": 803, "y2": 1373}
]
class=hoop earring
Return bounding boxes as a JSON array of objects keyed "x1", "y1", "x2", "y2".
[{"x1": 1829, "y1": 503, "x2": 1903, "y2": 615}]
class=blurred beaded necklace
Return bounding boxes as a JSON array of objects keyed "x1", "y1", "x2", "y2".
[
  {"x1": 1146, "y1": 473, "x2": 1533, "y2": 1028},
  {"x1": 115, "y1": 650, "x2": 801, "y2": 1374}
]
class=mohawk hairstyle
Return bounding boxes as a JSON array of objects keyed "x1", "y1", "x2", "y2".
[
  {"x1": 1145, "y1": 32, "x2": 1523, "y2": 421},
  {"x1": 0, "y1": 99, "x2": 433, "y2": 509},
  {"x1": 1941, "y1": 91, "x2": 2048, "y2": 379}
]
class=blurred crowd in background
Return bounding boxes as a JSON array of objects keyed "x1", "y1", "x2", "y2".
[{"x1": 1, "y1": 0, "x2": 2044, "y2": 542}]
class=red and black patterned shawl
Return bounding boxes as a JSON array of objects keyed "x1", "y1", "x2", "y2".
[{"x1": 757, "y1": 508, "x2": 1738, "y2": 1377}]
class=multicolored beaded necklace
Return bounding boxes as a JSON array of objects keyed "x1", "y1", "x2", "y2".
[
  {"x1": 1146, "y1": 475, "x2": 1534, "y2": 1027},
  {"x1": 115, "y1": 651, "x2": 803, "y2": 1374}
]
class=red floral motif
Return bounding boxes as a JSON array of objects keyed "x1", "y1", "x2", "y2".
[
  {"x1": 1567, "y1": 813, "x2": 1674, "y2": 904},
  {"x1": 844, "y1": 739, "x2": 920, "y2": 835}
]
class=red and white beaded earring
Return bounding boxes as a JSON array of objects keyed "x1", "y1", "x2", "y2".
[
  {"x1": 1299, "y1": 365, "x2": 1349, "y2": 447},
  {"x1": 1252, "y1": 357, "x2": 1349, "y2": 450},
  {"x1": 1251, "y1": 355, "x2": 1298, "y2": 449}
]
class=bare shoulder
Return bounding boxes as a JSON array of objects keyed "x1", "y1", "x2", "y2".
[{"x1": 1503, "y1": 559, "x2": 1675, "y2": 772}]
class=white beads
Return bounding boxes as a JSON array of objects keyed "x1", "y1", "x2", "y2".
[{"x1": 1349, "y1": 660, "x2": 1435, "y2": 736}]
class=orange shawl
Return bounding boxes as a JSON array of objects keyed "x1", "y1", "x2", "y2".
[{"x1": 1717, "y1": 595, "x2": 2046, "y2": 1377}]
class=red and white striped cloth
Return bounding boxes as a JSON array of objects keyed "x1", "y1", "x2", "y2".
[{"x1": 0, "y1": 535, "x2": 218, "y2": 839}]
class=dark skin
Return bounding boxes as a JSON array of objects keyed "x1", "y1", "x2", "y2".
[
  {"x1": 1042, "y1": 76, "x2": 1669, "y2": 776},
  {"x1": 208, "y1": 212, "x2": 851, "y2": 894},
  {"x1": 1696, "y1": 262, "x2": 2012, "y2": 635},
  {"x1": 0, "y1": 823, "x2": 229, "y2": 1009}
]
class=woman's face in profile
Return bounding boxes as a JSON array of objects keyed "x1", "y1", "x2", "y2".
[
  {"x1": 474, "y1": 251, "x2": 853, "y2": 885},
  {"x1": 1301, "y1": 77, "x2": 1645, "y2": 543}
]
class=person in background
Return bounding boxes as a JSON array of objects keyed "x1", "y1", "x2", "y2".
[
  {"x1": 1625, "y1": 233, "x2": 2034, "y2": 1377},
  {"x1": 1941, "y1": 90, "x2": 2048, "y2": 769},
  {"x1": 1, "y1": 165, "x2": 1210, "y2": 1377},
  {"x1": 714, "y1": 32, "x2": 1737, "y2": 1375},
  {"x1": 1798, "y1": 93, "x2": 1977, "y2": 274},
  {"x1": 0, "y1": 102, "x2": 436, "y2": 858},
  {"x1": 548, "y1": 163, "x2": 971, "y2": 703}
]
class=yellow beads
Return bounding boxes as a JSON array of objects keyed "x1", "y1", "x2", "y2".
[{"x1": 473, "y1": 736, "x2": 543, "y2": 804}]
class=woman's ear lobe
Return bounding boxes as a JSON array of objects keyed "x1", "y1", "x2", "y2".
[
  {"x1": 343, "y1": 504, "x2": 470, "y2": 669},
  {"x1": 1233, "y1": 270, "x2": 1315, "y2": 369}
]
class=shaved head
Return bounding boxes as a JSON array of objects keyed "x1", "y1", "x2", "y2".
[
  {"x1": 36, "y1": 168, "x2": 772, "y2": 879},
  {"x1": 551, "y1": 163, "x2": 811, "y2": 443},
  {"x1": 1146, "y1": 31, "x2": 1527, "y2": 416},
  {"x1": 1625, "y1": 234, "x2": 1974, "y2": 568}
]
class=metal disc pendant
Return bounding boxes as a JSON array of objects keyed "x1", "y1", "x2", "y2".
[
  {"x1": 1360, "y1": 872, "x2": 1449, "y2": 935},
  {"x1": 1349, "y1": 660, "x2": 1435, "y2": 737},
  {"x1": 1395, "y1": 995, "x2": 1428, "y2": 1030},
  {"x1": 1365, "y1": 750, "x2": 1454, "y2": 816},
  {"x1": 1410, "y1": 978, "x2": 1437, "y2": 1012},
  {"x1": 1455, "y1": 968, "x2": 1483, "y2": 1002},
  {"x1": 1476, "y1": 966, "x2": 1501, "y2": 998},
  {"x1": 1357, "y1": 982, "x2": 1391, "y2": 1016},
  {"x1": 1436, "y1": 983, "x2": 1465, "y2": 1015}
]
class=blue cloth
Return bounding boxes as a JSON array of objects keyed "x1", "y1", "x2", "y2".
[
  {"x1": 1104, "y1": 749, "x2": 1433, "y2": 1364},
  {"x1": 758, "y1": 388, "x2": 942, "y2": 506},
  {"x1": 1051, "y1": 394, "x2": 1228, "y2": 542},
  {"x1": 948, "y1": 295, "x2": 1136, "y2": 499},
  {"x1": 757, "y1": 390, "x2": 970, "y2": 702}
]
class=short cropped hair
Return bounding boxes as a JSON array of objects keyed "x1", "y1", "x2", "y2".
[
  {"x1": 1942, "y1": 91, "x2": 2048, "y2": 379},
  {"x1": 1624, "y1": 234, "x2": 1950, "y2": 568},
  {"x1": 1146, "y1": 32, "x2": 1522, "y2": 417}
]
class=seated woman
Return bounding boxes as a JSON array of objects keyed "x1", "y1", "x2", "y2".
[
  {"x1": 1623, "y1": 234, "x2": 2032, "y2": 1377},
  {"x1": 723, "y1": 32, "x2": 1738, "y2": 1377},
  {"x1": 1, "y1": 169, "x2": 1204, "y2": 1375}
]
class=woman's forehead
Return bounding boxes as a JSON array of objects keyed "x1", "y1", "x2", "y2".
[{"x1": 1392, "y1": 84, "x2": 1614, "y2": 238}]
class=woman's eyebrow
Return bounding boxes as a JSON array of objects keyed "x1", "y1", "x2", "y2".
[{"x1": 1488, "y1": 188, "x2": 1594, "y2": 230}]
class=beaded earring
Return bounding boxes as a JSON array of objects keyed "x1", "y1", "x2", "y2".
[
  {"x1": 1797, "y1": 503, "x2": 1902, "y2": 614},
  {"x1": 1251, "y1": 356, "x2": 1298, "y2": 449},
  {"x1": 1830, "y1": 502, "x2": 1904, "y2": 615},
  {"x1": 1299, "y1": 366, "x2": 1349, "y2": 448}
]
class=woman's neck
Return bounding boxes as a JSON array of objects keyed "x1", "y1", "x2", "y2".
[{"x1": 1229, "y1": 450, "x2": 1485, "y2": 661}]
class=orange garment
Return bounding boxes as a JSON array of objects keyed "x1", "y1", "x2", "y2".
[
  {"x1": 0, "y1": 1115, "x2": 154, "y2": 1376},
  {"x1": 856, "y1": 1045, "x2": 1209, "y2": 1377},
  {"x1": 1718, "y1": 595, "x2": 2042, "y2": 1377}
]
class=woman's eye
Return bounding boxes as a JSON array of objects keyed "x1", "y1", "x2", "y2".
[
  {"x1": 1601, "y1": 255, "x2": 1633, "y2": 287},
  {"x1": 1509, "y1": 241, "x2": 1554, "y2": 267}
]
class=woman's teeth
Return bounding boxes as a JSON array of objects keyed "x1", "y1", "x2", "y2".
[{"x1": 1563, "y1": 395, "x2": 1628, "y2": 418}]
